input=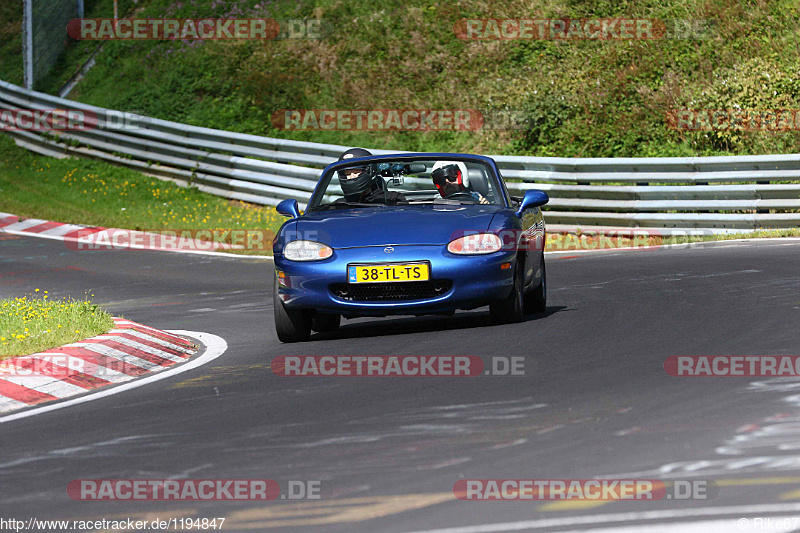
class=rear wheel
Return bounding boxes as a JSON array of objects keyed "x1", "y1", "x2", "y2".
[
  {"x1": 273, "y1": 276, "x2": 311, "y2": 343},
  {"x1": 524, "y1": 255, "x2": 547, "y2": 314},
  {"x1": 311, "y1": 313, "x2": 341, "y2": 332},
  {"x1": 490, "y1": 260, "x2": 524, "y2": 324}
]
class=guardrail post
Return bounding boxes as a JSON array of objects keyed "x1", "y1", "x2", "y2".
[{"x1": 22, "y1": 0, "x2": 34, "y2": 90}]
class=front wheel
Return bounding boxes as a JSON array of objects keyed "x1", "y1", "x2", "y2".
[
  {"x1": 524, "y1": 255, "x2": 547, "y2": 314},
  {"x1": 490, "y1": 260, "x2": 523, "y2": 324},
  {"x1": 273, "y1": 276, "x2": 311, "y2": 343}
]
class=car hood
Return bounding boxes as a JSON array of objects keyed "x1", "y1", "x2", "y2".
[{"x1": 297, "y1": 205, "x2": 503, "y2": 248}]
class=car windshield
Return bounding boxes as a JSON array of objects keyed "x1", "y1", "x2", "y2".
[{"x1": 308, "y1": 157, "x2": 505, "y2": 211}]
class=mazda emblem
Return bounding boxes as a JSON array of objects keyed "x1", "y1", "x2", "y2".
[{"x1": 384, "y1": 247, "x2": 394, "y2": 253}]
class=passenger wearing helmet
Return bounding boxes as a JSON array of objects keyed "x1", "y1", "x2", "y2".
[
  {"x1": 334, "y1": 148, "x2": 407, "y2": 205},
  {"x1": 431, "y1": 160, "x2": 489, "y2": 204}
]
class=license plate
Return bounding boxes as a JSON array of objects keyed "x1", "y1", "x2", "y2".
[{"x1": 348, "y1": 263, "x2": 430, "y2": 283}]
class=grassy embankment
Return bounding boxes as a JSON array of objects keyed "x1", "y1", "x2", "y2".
[{"x1": 30, "y1": 0, "x2": 800, "y2": 157}]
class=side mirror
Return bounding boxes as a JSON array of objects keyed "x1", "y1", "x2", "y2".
[
  {"x1": 516, "y1": 189, "x2": 549, "y2": 216},
  {"x1": 276, "y1": 198, "x2": 300, "y2": 219}
]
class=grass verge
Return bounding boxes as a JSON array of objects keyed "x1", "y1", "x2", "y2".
[
  {"x1": 0, "y1": 290, "x2": 115, "y2": 358},
  {"x1": 0, "y1": 134, "x2": 285, "y2": 254}
]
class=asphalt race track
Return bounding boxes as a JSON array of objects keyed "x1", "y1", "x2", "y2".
[{"x1": 2, "y1": 232, "x2": 800, "y2": 532}]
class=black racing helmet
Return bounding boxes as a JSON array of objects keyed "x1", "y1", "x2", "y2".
[
  {"x1": 337, "y1": 148, "x2": 375, "y2": 201},
  {"x1": 338, "y1": 147, "x2": 372, "y2": 161}
]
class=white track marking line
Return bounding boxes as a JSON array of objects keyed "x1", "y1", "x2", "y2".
[
  {"x1": 0, "y1": 331, "x2": 226, "y2": 423},
  {"x1": 398, "y1": 502, "x2": 800, "y2": 533},
  {"x1": 0, "y1": 396, "x2": 31, "y2": 411}
]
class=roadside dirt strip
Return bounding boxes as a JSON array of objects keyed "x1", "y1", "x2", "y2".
[{"x1": 0, "y1": 318, "x2": 197, "y2": 414}]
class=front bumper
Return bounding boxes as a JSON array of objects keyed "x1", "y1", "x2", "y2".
[{"x1": 274, "y1": 245, "x2": 516, "y2": 317}]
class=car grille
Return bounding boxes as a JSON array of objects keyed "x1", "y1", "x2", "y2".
[{"x1": 330, "y1": 280, "x2": 452, "y2": 302}]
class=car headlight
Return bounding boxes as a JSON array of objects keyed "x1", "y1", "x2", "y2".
[
  {"x1": 283, "y1": 240, "x2": 333, "y2": 261},
  {"x1": 447, "y1": 233, "x2": 503, "y2": 255}
]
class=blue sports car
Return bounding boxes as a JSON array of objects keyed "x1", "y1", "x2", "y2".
[{"x1": 272, "y1": 152, "x2": 549, "y2": 342}]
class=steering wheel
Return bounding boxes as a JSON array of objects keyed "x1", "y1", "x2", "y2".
[{"x1": 444, "y1": 192, "x2": 475, "y2": 202}]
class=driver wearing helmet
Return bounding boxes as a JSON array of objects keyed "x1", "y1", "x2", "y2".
[
  {"x1": 431, "y1": 161, "x2": 489, "y2": 204},
  {"x1": 335, "y1": 148, "x2": 407, "y2": 205},
  {"x1": 431, "y1": 160, "x2": 489, "y2": 204}
]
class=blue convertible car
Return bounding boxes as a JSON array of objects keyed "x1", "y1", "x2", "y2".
[{"x1": 272, "y1": 152, "x2": 549, "y2": 342}]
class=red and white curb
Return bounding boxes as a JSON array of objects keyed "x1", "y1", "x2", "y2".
[
  {"x1": 0, "y1": 211, "x2": 249, "y2": 256},
  {"x1": 0, "y1": 211, "x2": 122, "y2": 244},
  {"x1": 0, "y1": 318, "x2": 199, "y2": 415}
]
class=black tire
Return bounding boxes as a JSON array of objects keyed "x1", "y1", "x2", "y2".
[
  {"x1": 524, "y1": 254, "x2": 547, "y2": 314},
  {"x1": 273, "y1": 276, "x2": 311, "y2": 343},
  {"x1": 311, "y1": 313, "x2": 341, "y2": 332},
  {"x1": 490, "y1": 260, "x2": 524, "y2": 324}
]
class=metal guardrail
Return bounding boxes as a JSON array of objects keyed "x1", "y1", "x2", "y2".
[{"x1": 2, "y1": 78, "x2": 799, "y2": 232}]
